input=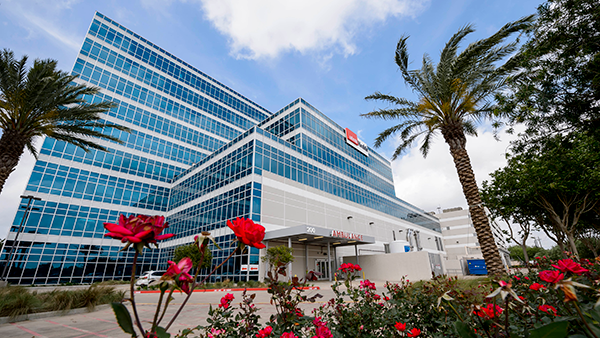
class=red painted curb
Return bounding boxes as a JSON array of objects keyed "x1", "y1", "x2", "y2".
[{"x1": 134, "y1": 286, "x2": 320, "y2": 294}]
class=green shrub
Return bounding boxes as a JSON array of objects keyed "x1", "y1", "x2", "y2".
[
  {"x1": 262, "y1": 246, "x2": 294, "y2": 269},
  {"x1": 0, "y1": 285, "x2": 124, "y2": 318},
  {"x1": 0, "y1": 287, "x2": 42, "y2": 318}
]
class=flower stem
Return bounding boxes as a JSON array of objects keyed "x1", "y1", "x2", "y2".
[
  {"x1": 504, "y1": 297, "x2": 510, "y2": 337},
  {"x1": 156, "y1": 287, "x2": 175, "y2": 327},
  {"x1": 165, "y1": 246, "x2": 237, "y2": 331},
  {"x1": 573, "y1": 301, "x2": 599, "y2": 338},
  {"x1": 448, "y1": 302, "x2": 463, "y2": 322},
  {"x1": 151, "y1": 288, "x2": 166, "y2": 333},
  {"x1": 200, "y1": 246, "x2": 238, "y2": 285},
  {"x1": 130, "y1": 251, "x2": 145, "y2": 336}
]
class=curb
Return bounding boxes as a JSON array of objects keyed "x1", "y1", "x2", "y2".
[
  {"x1": 134, "y1": 286, "x2": 320, "y2": 294},
  {"x1": 0, "y1": 304, "x2": 111, "y2": 325}
]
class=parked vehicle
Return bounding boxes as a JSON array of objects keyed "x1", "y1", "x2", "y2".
[{"x1": 135, "y1": 270, "x2": 166, "y2": 286}]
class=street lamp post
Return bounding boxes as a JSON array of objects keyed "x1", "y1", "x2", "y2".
[{"x1": 0, "y1": 195, "x2": 41, "y2": 283}]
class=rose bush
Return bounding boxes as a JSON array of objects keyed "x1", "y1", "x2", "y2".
[
  {"x1": 107, "y1": 215, "x2": 266, "y2": 338},
  {"x1": 107, "y1": 214, "x2": 600, "y2": 338}
]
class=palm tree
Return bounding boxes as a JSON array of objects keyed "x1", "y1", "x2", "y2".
[
  {"x1": 0, "y1": 49, "x2": 129, "y2": 194},
  {"x1": 362, "y1": 17, "x2": 533, "y2": 275}
]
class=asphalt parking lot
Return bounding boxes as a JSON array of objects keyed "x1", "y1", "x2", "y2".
[{"x1": 0, "y1": 281, "x2": 355, "y2": 338}]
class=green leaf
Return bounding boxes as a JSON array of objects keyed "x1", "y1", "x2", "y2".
[
  {"x1": 454, "y1": 321, "x2": 477, "y2": 338},
  {"x1": 155, "y1": 326, "x2": 170, "y2": 338},
  {"x1": 111, "y1": 302, "x2": 137, "y2": 337},
  {"x1": 159, "y1": 281, "x2": 169, "y2": 293},
  {"x1": 530, "y1": 321, "x2": 569, "y2": 338}
]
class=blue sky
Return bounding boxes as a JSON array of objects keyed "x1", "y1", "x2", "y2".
[{"x1": 0, "y1": 0, "x2": 550, "y2": 246}]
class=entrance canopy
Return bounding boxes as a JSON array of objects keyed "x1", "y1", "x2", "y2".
[{"x1": 264, "y1": 225, "x2": 375, "y2": 246}]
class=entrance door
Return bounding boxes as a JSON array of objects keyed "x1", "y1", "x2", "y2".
[{"x1": 315, "y1": 259, "x2": 330, "y2": 280}]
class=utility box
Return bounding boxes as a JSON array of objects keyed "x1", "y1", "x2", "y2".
[{"x1": 467, "y1": 259, "x2": 488, "y2": 275}]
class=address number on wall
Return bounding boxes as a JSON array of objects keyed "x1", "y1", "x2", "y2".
[{"x1": 306, "y1": 226, "x2": 316, "y2": 233}]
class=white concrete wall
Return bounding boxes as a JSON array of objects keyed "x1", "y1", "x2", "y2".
[
  {"x1": 343, "y1": 251, "x2": 434, "y2": 282},
  {"x1": 260, "y1": 172, "x2": 444, "y2": 253}
]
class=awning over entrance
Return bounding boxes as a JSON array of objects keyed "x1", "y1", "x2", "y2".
[
  {"x1": 262, "y1": 225, "x2": 375, "y2": 282},
  {"x1": 264, "y1": 225, "x2": 375, "y2": 246}
]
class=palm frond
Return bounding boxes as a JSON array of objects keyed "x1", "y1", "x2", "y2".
[
  {"x1": 420, "y1": 128, "x2": 438, "y2": 157},
  {"x1": 391, "y1": 132, "x2": 425, "y2": 160},
  {"x1": 462, "y1": 120, "x2": 478, "y2": 137},
  {"x1": 373, "y1": 120, "x2": 423, "y2": 148},
  {"x1": 0, "y1": 49, "x2": 130, "y2": 159},
  {"x1": 364, "y1": 92, "x2": 419, "y2": 107},
  {"x1": 364, "y1": 17, "x2": 532, "y2": 158}
]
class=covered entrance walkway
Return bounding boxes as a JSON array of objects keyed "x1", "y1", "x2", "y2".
[{"x1": 263, "y1": 225, "x2": 375, "y2": 281}]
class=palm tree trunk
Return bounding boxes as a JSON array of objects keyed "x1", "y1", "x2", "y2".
[
  {"x1": 0, "y1": 130, "x2": 26, "y2": 195},
  {"x1": 445, "y1": 135, "x2": 506, "y2": 276}
]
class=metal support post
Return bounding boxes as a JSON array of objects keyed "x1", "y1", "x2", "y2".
[
  {"x1": 1, "y1": 195, "x2": 41, "y2": 282},
  {"x1": 304, "y1": 244, "x2": 308, "y2": 280},
  {"x1": 288, "y1": 238, "x2": 292, "y2": 280},
  {"x1": 327, "y1": 242, "x2": 332, "y2": 282}
]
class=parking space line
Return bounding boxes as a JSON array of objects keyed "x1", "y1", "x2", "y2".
[
  {"x1": 10, "y1": 323, "x2": 48, "y2": 338},
  {"x1": 72, "y1": 326, "x2": 121, "y2": 338},
  {"x1": 45, "y1": 320, "x2": 109, "y2": 337}
]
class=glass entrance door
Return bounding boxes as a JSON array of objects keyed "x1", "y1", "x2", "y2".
[{"x1": 315, "y1": 259, "x2": 330, "y2": 280}]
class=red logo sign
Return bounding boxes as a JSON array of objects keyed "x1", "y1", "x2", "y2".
[
  {"x1": 345, "y1": 128, "x2": 359, "y2": 146},
  {"x1": 331, "y1": 230, "x2": 363, "y2": 241}
]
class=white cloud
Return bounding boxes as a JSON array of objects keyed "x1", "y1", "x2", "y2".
[
  {"x1": 390, "y1": 125, "x2": 561, "y2": 248},
  {"x1": 197, "y1": 0, "x2": 430, "y2": 59},
  {"x1": 0, "y1": 151, "x2": 37, "y2": 239},
  {"x1": 391, "y1": 126, "x2": 522, "y2": 213}
]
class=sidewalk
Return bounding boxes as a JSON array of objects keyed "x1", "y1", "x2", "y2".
[
  {"x1": 0, "y1": 279, "x2": 399, "y2": 337},
  {"x1": 0, "y1": 283, "x2": 333, "y2": 338}
]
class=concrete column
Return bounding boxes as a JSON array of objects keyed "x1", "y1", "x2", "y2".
[
  {"x1": 305, "y1": 244, "x2": 308, "y2": 280},
  {"x1": 327, "y1": 242, "x2": 332, "y2": 282},
  {"x1": 333, "y1": 246, "x2": 337, "y2": 272},
  {"x1": 288, "y1": 237, "x2": 292, "y2": 281},
  {"x1": 355, "y1": 244, "x2": 359, "y2": 265}
]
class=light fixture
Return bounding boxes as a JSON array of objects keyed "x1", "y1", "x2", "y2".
[
  {"x1": 348, "y1": 240, "x2": 356, "y2": 243},
  {"x1": 299, "y1": 238, "x2": 308, "y2": 241},
  {"x1": 313, "y1": 236, "x2": 323, "y2": 239},
  {"x1": 398, "y1": 229, "x2": 403, "y2": 232},
  {"x1": 332, "y1": 242, "x2": 341, "y2": 245},
  {"x1": 369, "y1": 222, "x2": 374, "y2": 225},
  {"x1": 347, "y1": 216, "x2": 353, "y2": 219}
]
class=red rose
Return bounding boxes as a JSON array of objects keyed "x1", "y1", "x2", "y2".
[
  {"x1": 163, "y1": 258, "x2": 194, "y2": 294},
  {"x1": 257, "y1": 326, "x2": 273, "y2": 338},
  {"x1": 219, "y1": 293, "x2": 235, "y2": 309},
  {"x1": 280, "y1": 333, "x2": 298, "y2": 338},
  {"x1": 552, "y1": 259, "x2": 589, "y2": 275},
  {"x1": 529, "y1": 283, "x2": 545, "y2": 291},
  {"x1": 407, "y1": 328, "x2": 421, "y2": 337},
  {"x1": 227, "y1": 218, "x2": 266, "y2": 249},
  {"x1": 538, "y1": 304, "x2": 558, "y2": 316},
  {"x1": 394, "y1": 322, "x2": 406, "y2": 331},
  {"x1": 104, "y1": 214, "x2": 174, "y2": 251},
  {"x1": 314, "y1": 326, "x2": 333, "y2": 338},
  {"x1": 539, "y1": 270, "x2": 564, "y2": 284},
  {"x1": 474, "y1": 304, "x2": 503, "y2": 319}
]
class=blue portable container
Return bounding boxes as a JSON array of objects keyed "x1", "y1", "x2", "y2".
[{"x1": 467, "y1": 259, "x2": 488, "y2": 275}]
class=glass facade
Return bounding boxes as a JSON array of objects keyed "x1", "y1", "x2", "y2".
[
  {"x1": 0, "y1": 12, "x2": 439, "y2": 285},
  {"x1": 0, "y1": 12, "x2": 269, "y2": 284}
]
